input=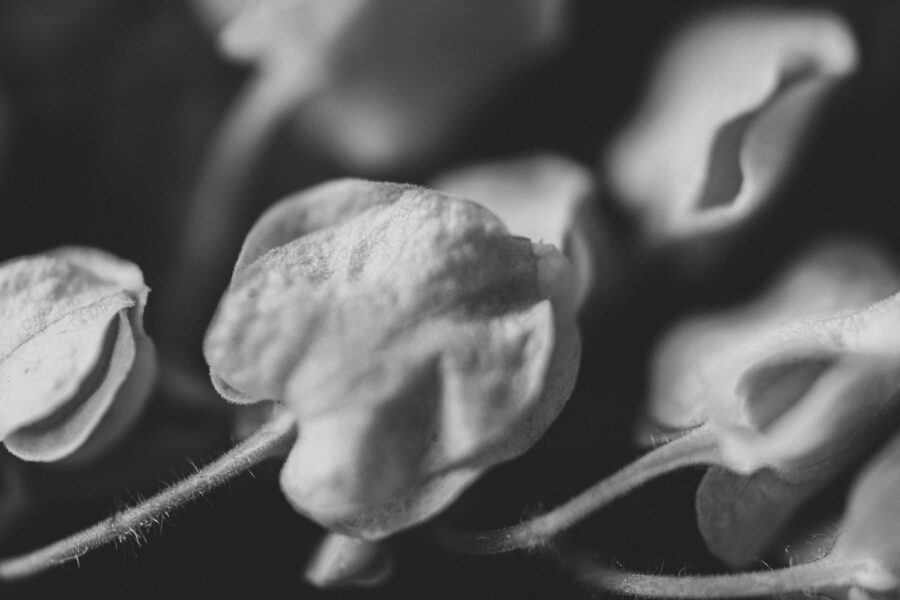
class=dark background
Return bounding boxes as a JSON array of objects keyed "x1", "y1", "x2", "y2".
[{"x1": 1, "y1": 1, "x2": 900, "y2": 598}]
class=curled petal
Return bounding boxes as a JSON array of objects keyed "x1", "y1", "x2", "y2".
[
  {"x1": 205, "y1": 180, "x2": 580, "y2": 537},
  {"x1": 642, "y1": 240, "x2": 900, "y2": 566},
  {"x1": 433, "y1": 153, "x2": 608, "y2": 310},
  {"x1": 836, "y1": 432, "x2": 900, "y2": 590},
  {"x1": 642, "y1": 239, "x2": 900, "y2": 440},
  {"x1": 0, "y1": 87, "x2": 8, "y2": 181},
  {"x1": 0, "y1": 248, "x2": 156, "y2": 462},
  {"x1": 605, "y1": 7, "x2": 857, "y2": 241},
  {"x1": 714, "y1": 351, "x2": 900, "y2": 472}
]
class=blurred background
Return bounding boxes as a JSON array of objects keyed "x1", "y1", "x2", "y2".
[{"x1": 1, "y1": 1, "x2": 900, "y2": 598}]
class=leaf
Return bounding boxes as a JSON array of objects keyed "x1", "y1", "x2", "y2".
[
  {"x1": 0, "y1": 247, "x2": 156, "y2": 463},
  {"x1": 641, "y1": 240, "x2": 900, "y2": 566},
  {"x1": 432, "y1": 153, "x2": 607, "y2": 310},
  {"x1": 604, "y1": 6, "x2": 857, "y2": 241},
  {"x1": 205, "y1": 179, "x2": 580, "y2": 538}
]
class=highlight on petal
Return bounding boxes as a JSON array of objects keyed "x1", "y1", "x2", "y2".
[
  {"x1": 0, "y1": 248, "x2": 156, "y2": 463},
  {"x1": 604, "y1": 6, "x2": 857, "y2": 241},
  {"x1": 204, "y1": 179, "x2": 580, "y2": 538},
  {"x1": 641, "y1": 239, "x2": 900, "y2": 566},
  {"x1": 0, "y1": 87, "x2": 8, "y2": 181},
  {"x1": 833, "y1": 431, "x2": 900, "y2": 592},
  {"x1": 304, "y1": 533, "x2": 392, "y2": 589},
  {"x1": 432, "y1": 153, "x2": 607, "y2": 310}
]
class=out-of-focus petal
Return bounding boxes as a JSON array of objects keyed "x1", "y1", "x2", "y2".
[
  {"x1": 205, "y1": 179, "x2": 580, "y2": 538},
  {"x1": 833, "y1": 432, "x2": 900, "y2": 592},
  {"x1": 195, "y1": 0, "x2": 571, "y2": 173},
  {"x1": 304, "y1": 533, "x2": 392, "y2": 588},
  {"x1": 641, "y1": 240, "x2": 900, "y2": 567},
  {"x1": 605, "y1": 7, "x2": 857, "y2": 241},
  {"x1": 0, "y1": 248, "x2": 156, "y2": 462},
  {"x1": 433, "y1": 153, "x2": 609, "y2": 310},
  {"x1": 642, "y1": 240, "x2": 899, "y2": 440},
  {"x1": 0, "y1": 87, "x2": 8, "y2": 182}
]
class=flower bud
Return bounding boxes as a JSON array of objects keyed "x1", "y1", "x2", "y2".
[
  {"x1": 0, "y1": 248, "x2": 156, "y2": 463},
  {"x1": 205, "y1": 179, "x2": 580, "y2": 538}
]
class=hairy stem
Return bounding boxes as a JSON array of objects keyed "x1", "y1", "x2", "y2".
[
  {"x1": 435, "y1": 425, "x2": 719, "y2": 554},
  {"x1": 0, "y1": 410, "x2": 297, "y2": 581},
  {"x1": 578, "y1": 555, "x2": 869, "y2": 598}
]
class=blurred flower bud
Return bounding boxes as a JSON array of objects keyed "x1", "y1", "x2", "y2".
[
  {"x1": 0, "y1": 248, "x2": 156, "y2": 463},
  {"x1": 605, "y1": 7, "x2": 857, "y2": 245},
  {"x1": 196, "y1": 0, "x2": 571, "y2": 173},
  {"x1": 205, "y1": 179, "x2": 580, "y2": 538},
  {"x1": 641, "y1": 240, "x2": 900, "y2": 566},
  {"x1": 831, "y1": 431, "x2": 900, "y2": 595}
]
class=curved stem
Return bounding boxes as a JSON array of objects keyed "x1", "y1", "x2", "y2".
[
  {"x1": 0, "y1": 410, "x2": 297, "y2": 581},
  {"x1": 178, "y1": 71, "x2": 304, "y2": 265},
  {"x1": 577, "y1": 555, "x2": 868, "y2": 598},
  {"x1": 435, "y1": 424, "x2": 720, "y2": 554},
  {"x1": 160, "y1": 70, "x2": 315, "y2": 351}
]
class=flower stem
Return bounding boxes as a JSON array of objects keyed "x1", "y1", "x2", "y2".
[
  {"x1": 435, "y1": 424, "x2": 719, "y2": 554},
  {"x1": 160, "y1": 70, "x2": 315, "y2": 353},
  {"x1": 577, "y1": 555, "x2": 869, "y2": 598},
  {"x1": 0, "y1": 410, "x2": 297, "y2": 581}
]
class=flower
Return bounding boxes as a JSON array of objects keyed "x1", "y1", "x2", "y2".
[
  {"x1": 0, "y1": 247, "x2": 156, "y2": 463},
  {"x1": 196, "y1": 0, "x2": 572, "y2": 173},
  {"x1": 604, "y1": 7, "x2": 857, "y2": 248},
  {"x1": 641, "y1": 240, "x2": 900, "y2": 566},
  {"x1": 432, "y1": 153, "x2": 610, "y2": 310},
  {"x1": 204, "y1": 179, "x2": 581, "y2": 538}
]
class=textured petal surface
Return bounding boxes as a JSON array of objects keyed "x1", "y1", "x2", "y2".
[
  {"x1": 205, "y1": 179, "x2": 580, "y2": 537},
  {"x1": 0, "y1": 247, "x2": 156, "y2": 461},
  {"x1": 605, "y1": 7, "x2": 857, "y2": 240},
  {"x1": 433, "y1": 154, "x2": 602, "y2": 310}
]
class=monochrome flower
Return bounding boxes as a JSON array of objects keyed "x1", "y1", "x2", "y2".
[
  {"x1": 0, "y1": 248, "x2": 156, "y2": 463},
  {"x1": 204, "y1": 179, "x2": 581, "y2": 538},
  {"x1": 643, "y1": 240, "x2": 900, "y2": 566}
]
